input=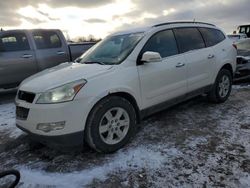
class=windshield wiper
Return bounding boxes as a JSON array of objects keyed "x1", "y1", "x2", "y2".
[{"x1": 84, "y1": 61, "x2": 105, "y2": 65}]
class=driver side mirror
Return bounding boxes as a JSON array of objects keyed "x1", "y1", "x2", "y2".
[{"x1": 141, "y1": 51, "x2": 162, "y2": 63}]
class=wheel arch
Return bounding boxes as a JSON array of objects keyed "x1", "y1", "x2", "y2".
[
  {"x1": 220, "y1": 63, "x2": 233, "y2": 77},
  {"x1": 108, "y1": 92, "x2": 141, "y2": 123},
  {"x1": 86, "y1": 91, "x2": 142, "y2": 128},
  {"x1": 213, "y1": 63, "x2": 234, "y2": 83}
]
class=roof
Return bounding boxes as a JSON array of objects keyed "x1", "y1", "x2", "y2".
[
  {"x1": 238, "y1": 24, "x2": 250, "y2": 27},
  {"x1": 0, "y1": 29, "x2": 61, "y2": 34},
  {"x1": 153, "y1": 21, "x2": 215, "y2": 27},
  {"x1": 111, "y1": 21, "x2": 216, "y2": 36}
]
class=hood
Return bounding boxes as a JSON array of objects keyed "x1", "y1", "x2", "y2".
[{"x1": 20, "y1": 62, "x2": 113, "y2": 93}]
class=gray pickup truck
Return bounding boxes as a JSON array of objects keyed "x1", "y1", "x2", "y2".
[{"x1": 0, "y1": 29, "x2": 96, "y2": 89}]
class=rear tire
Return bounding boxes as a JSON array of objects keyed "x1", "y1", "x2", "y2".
[
  {"x1": 208, "y1": 69, "x2": 232, "y2": 103},
  {"x1": 85, "y1": 96, "x2": 137, "y2": 153}
]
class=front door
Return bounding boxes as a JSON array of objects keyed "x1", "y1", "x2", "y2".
[
  {"x1": 137, "y1": 29, "x2": 187, "y2": 109},
  {"x1": 0, "y1": 31, "x2": 38, "y2": 88},
  {"x1": 32, "y1": 30, "x2": 70, "y2": 70}
]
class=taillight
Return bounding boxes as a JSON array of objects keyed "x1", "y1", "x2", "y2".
[{"x1": 232, "y1": 44, "x2": 237, "y2": 50}]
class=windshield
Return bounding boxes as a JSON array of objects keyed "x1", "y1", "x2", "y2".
[{"x1": 78, "y1": 32, "x2": 144, "y2": 65}]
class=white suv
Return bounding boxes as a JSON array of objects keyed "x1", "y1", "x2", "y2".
[{"x1": 16, "y1": 22, "x2": 237, "y2": 153}]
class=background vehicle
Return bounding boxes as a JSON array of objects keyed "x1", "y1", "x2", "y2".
[
  {"x1": 16, "y1": 22, "x2": 236, "y2": 153},
  {"x1": 0, "y1": 29, "x2": 96, "y2": 89},
  {"x1": 235, "y1": 38, "x2": 250, "y2": 80},
  {"x1": 238, "y1": 24, "x2": 250, "y2": 37},
  {"x1": 227, "y1": 33, "x2": 247, "y2": 43}
]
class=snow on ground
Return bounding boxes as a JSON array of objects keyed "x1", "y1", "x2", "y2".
[
  {"x1": 0, "y1": 84, "x2": 250, "y2": 187},
  {"x1": 0, "y1": 103, "x2": 23, "y2": 139},
  {"x1": 16, "y1": 146, "x2": 166, "y2": 188}
]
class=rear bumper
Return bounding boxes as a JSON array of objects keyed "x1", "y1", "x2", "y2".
[{"x1": 17, "y1": 124, "x2": 84, "y2": 148}]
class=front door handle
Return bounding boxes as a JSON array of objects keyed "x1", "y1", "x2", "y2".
[
  {"x1": 21, "y1": 54, "x2": 33, "y2": 58},
  {"x1": 208, "y1": 54, "x2": 215, "y2": 59},
  {"x1": 57, "y1": 51, "x2": 66, "y2": 55},
  {"x1": 176, "y1": 62, "x2": 185, "y2": 68}
]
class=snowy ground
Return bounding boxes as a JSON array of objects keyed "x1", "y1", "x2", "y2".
[{"x1": 0, "y1": 84, "x2": 250, "y2": 188}]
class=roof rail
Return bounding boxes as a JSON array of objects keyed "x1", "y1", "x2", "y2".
[{"x1": 153, "y1": 21, "x2": 215, "y2": 27}]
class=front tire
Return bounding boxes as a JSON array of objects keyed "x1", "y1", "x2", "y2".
[
  {"x1": 85, "y1": 96, "x2": 137, "y2": 153},
  {"x1": 208, "y1": 69, "x2": 232, "y2": 103}
]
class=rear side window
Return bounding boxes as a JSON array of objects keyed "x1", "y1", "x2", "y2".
[
  {"x1": 239, "y1": 26, "x2": 250, "y2": 37},
  {"x1": 33, "y1": 31, "x2": 62, "y2": 49},
  {"x1": 174, "y1": 28, "x2": 205, "y2": 53},
  {"x1": 0, "y1": 33, "x2": 30, "y2": 52},
  {"x1": 199, "y1": 28, "x2": 225, "y2": 47},
  {"x1": 141, "y1": 30, "x2": 178, "y2": 58}
]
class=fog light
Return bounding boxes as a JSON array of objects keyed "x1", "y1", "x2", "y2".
[{"x1": 37, "y1": 121, "x2": 66, "y2": 133}]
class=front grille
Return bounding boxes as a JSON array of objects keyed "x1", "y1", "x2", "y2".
[
  {"x1": 18, "y1": 90, "x2": 36, "y2": 103},
  {"x1": 16, "y1": 106, "x2": 29, "y2": 120}
]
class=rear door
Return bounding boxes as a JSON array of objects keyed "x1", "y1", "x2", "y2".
[
  {"x1": 174, "y1": 27, "x2": 215, "y2": 92},
  {"x1": 0, "y1": 31, "x2": 38, "y2": 88},
  {"x1": 32, "y1": 30, "x2": 70, "y2": 70},
  {"x1": 198, "y1": 27, "x2": 227, "y2": 83},
  {"x1": 138, "y1": 29, "x2": 187, "y2": 109}
]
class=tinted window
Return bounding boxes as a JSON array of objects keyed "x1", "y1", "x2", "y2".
[
  {"x1": 0, "y1": 33, "x2": 30, "y2": 52},
  {"x1": 247, "y1": 27, "x2": 250, "y2": 33},
  {"x1": 239, "y1": 26, "x2": 250, "y2": 37},
  {"x1": 174, "y1": 28, "x2": 205, "y2": 53},
  {"x1": 199, "y1": 28, "x2": 225, "y2": 47},
  {"x1": 33, "y1": 31, "x2": 62, "y2": 49},
  {"x1": 240, "y1": 27, "x2": 246, "y2": 33},
  {"x1": 141, "y1": 30, "x2": 178, "y2": 58}
]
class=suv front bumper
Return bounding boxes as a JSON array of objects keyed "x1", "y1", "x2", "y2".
[
  {"x1": 17, "y1": 124, "x2": 84, "y2": 148},
  {"x1": 15, "y1": 96, "x2": 92, "y2": 148}
]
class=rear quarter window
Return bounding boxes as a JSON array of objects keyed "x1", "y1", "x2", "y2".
[
  {"x1": 199, "y1": 28, "x2": 225, "y2": 47},
  {"x1": 0, "y1": 33, "x2": 30, "y2": 52},
  {"x1": 33, "y1": 31, "x2": 62, "y2": 49},
  {"x1": 173, "y1": 28, "x2": 205, "y2": 53}
]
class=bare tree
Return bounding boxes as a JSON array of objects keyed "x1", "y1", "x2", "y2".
[{"x1": 75, "y1": 35, "x2": 101, "y2": 43}]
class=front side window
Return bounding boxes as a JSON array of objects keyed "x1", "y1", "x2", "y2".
[
  {"x1": 33, "y1": 31, "x2": 62, "y2": 49},
  {"x1": 78, "y1": 33, "x2": 144, "y2": 65},
  {"x1": 174, "y1": 28, "x2": 205, "y2": 53},
  {"x1": 0, "y1": 33, "x2": 30, "y2": 52},
  {"x1": 141, "y1": 29, "x2": 178, "y2": 58},
  {"x1": 199, "y1": 28, "x2": 225, "y2": 47}
]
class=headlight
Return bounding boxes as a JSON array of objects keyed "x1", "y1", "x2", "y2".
[{"x1": 36, "y1": 79, "x2": 87, "y2": 104}]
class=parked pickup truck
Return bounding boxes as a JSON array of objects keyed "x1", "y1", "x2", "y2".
[{"x1": 0, "y1": 29, "x2": 96, "y2": 89}]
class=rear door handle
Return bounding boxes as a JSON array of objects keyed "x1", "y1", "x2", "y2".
[
  {"x1": 21, "y1": 54, "x2": 33, "y2": 58},
  {"x1": 176, "y1": 62, "x2": 185, "y2": 68},
  {"x1": 57, "y1": 51, "x2": 66, "y2": 55},
  {"x1": 208, "y1": 54, "x2": 215, "y2": 59}
]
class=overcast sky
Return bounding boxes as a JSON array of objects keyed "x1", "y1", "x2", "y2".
[{"x1": 0, "y1": 0, "x2": 249, "y2": 39}]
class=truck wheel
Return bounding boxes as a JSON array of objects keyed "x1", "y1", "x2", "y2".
[
  {"x1": 208, "y1": 69, "x2": 232, "y2": 103},
  {"x1": 85, "y1": 96, "x2": 137, "y2": 153}
]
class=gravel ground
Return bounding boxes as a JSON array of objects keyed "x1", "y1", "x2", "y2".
[{"x1": 0, "y1": 84, "x2": 250, "y2": 188}]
